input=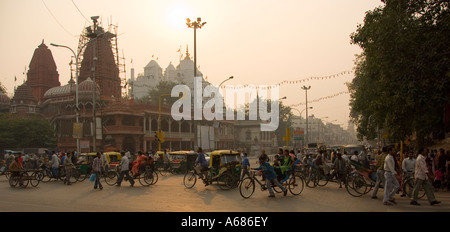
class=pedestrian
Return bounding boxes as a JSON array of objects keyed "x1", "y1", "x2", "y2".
[
  {"x1": 253, "y1": 156, "x2": 287, "y2": 197},
  {"x1": 64, "y1": 152, "x2": 75, "y2": 185},
  {"x1": 116, "y1": 154, "x2": 134, "y2": 187},
  {"x1": 410, "y1": 148, "x2": 441, "y2": 206},
  {"x1": 92, "y1": 152, "x2": 103, "y2": 190},
  {"x1": 371, "y1": 147, "x2": 387, "y2": 199},
  {"x1": 401, "y1": 151, "x2": 416, "y2": 196},
  {"x1": 332, "y1": 152, "x2": 347, "y2": 188},
  {"x1": 383, "y1": 147, "x2": 400, "y2": 206},
  {"x1": 51, "y1": 151, "x2": 60, "y2": 178},
  {"x1": 433, "y1": 167, "x2": 443, "y2": 191},
  {"x1": 240, "y1": 152, "x2": 250, "y2": 181}
]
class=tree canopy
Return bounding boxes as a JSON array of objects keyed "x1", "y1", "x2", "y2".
[
  {"x1": 348, "y1": 0, "x2": 450, "y2": 146},
  {"x1": 0, "y1": 114, "x2": 57, "y2": 151}
]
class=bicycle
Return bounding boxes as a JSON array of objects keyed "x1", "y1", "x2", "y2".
[
  {"x1": 9, "y1": 169, "x2": 41, "y2": 188},
  {"x1": 104, "y1": 165, "x2": 158, "y2": 186},
  {"x1": 239, "y1": 169, "x2": 304, "y2": 199},
  {"x1": 402, "y1": 176, "x2": 426, "y2": 199}
]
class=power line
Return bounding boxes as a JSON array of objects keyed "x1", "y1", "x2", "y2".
[
  {"x1": 41, "y1": 0, "x2": 76, "y2": 37},
  {"x1": 71, "y1": 0, "x2": 90, "y2": 23}
]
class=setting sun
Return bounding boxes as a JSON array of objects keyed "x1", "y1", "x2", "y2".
[{"x1": 167, "y1": 6, "x2": 192, "y2": 30}]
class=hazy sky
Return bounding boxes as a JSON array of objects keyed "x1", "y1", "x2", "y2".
[{"x1": 0, "y1": 0, "x2": 383, "y2": 128}]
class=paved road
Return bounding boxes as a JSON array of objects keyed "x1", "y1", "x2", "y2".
[{"x1": 0, "y1": 172, "x2": 449, "y2": 212}]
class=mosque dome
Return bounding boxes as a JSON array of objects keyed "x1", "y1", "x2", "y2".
[{"x1": 43, "y1": 78, "x2": 75, "y2": 98}]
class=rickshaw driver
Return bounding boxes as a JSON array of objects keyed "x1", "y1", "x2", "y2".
[{"x1": 194, "y1": 147, "x2": 209, "y2": 185}]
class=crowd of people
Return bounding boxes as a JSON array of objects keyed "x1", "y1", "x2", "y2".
[
  {"x1": 1, "y1": 145, "x2": 449, "y2": 208},
  {"x1": 298, "y1": 146, "x2": 448, "y2": 206},
  {"x1": 0, "y1": 149, "x2": 168, "y2": 189}
]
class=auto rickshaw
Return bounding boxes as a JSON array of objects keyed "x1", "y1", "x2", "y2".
[
  {"x1": 168, "y1": 150, "x2": 198, "y2": 174},
  {"x1": 78, "y1": 152, "x2": 122, "y2": 173},
  {"x1": 209, "y1": 150, "x2": 242, "y2": 186},
  {"x1": 103, "y1": 152, "x2": 122, "y2": 171}
]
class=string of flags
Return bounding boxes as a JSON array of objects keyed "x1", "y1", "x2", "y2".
[
  {"x1": 290, "y1": 91, "x2": 350, "y2": 107},
  {"x1": 220, "y1": 70, "x2": 354, "y2": 89}
]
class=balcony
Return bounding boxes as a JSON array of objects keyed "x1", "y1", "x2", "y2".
[{"x1": 104, "y1": 125, "x2": 143, "y2": 135}]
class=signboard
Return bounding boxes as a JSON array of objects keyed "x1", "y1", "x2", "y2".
[
  {"x1": 293, "y1": 130, "x2": 304, "y2": 141},
  {"x1": 73, "y1": 123, "x2": 83, "y2": 139}
]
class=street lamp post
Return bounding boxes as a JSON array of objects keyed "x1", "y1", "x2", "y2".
[
  {"x1": 301, "y1": 86, "x2": 311, "y2": 144},
  {"x1": 186, "y1": 17, "x2": 206, "y2": 150},
  {"x1": 50, "y1": 43, "x2": 89, "y2": 154},
  {"x1": 186, "y1": 17, "x2": 207, "y2": 78},
  {"x1": 215, "y1": 76, "x2": 234, "y2": 149}
]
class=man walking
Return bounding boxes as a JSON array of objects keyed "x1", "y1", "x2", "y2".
[
  {"x1": 410, "y1": 148, "x2": 441, "y2": 206},
  {"x1": 64, "y1": 152, "x2": 75, "y2": 185},
  {"x1": 371, "y1": 147, "x2": 387, "y2": 199},
  {"x1": 383, "y1": 147, "x2": 399, "y2": 206},
  {"x1": 116, "y1": 154, "x2": 134, "y2": 187}
]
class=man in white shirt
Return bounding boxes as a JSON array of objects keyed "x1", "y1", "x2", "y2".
[
  {"x1": 401, "y1": 151, "x2": 416, "y2": 197},
  {"x1": 410, "y1": 148, "x2": 440, "y2": 206},
  {"x1": 402, "y1": 152, "x2": 416, "y2": 178},
  {"x1": 383, "y1": 147, "x2": 399, "y2": 206},
  {"x1": 116, "y1": 155, "x2": 134, "y2": 187},
  {"x1": 51, "y1": 152, "x2": 60, "y2": 178}
]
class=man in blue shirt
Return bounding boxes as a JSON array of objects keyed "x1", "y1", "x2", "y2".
[
  {"x1": 195, "y1": 147, "x2": 209, "y2": 184},
  {"x1": 240, "y1": 152, "x2": 250, "y2": 181},
  {"x1": 254, "y1": 156, "x2": 287, "y2": 197}
]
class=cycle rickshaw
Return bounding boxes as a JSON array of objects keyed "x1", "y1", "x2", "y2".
[{"x1": 183, "y1": 150, "x2": 241, "y2": 190}]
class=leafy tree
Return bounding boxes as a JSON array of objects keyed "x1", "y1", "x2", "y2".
[
  {"x1": 0, "y1": 114, "x2": 57, "y2": 151},
  {"x1": 349, "y1": 0, "x2": 450, "y2": 147}
]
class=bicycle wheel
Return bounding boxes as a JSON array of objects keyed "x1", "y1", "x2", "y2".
[
  {"x1": 305, "y1": 171, "x2": 318, "y2": 188},
  {"x1": 34, "y1": 170, "x2": 44, "y2": 182},
  {"x1": 317, "y1": 173, "x2": 329, "y2": 187},
  {"x1": 239, "y1": 177, "x2": 255, "y2": 199},
  {"x1": 183, "y1": 170, "x2": 197, "y2": 189},
  {"x1": 58, "y1": 168, "x2": 66, "y2": 181},
  {"x1": 77, "y1": 171, "x2": 87, "y2": 182},
  {"x1": 288, "y1": 175, "x2": 304, "y2": 195},
  {"x1": 139, "y1": 171, "x2": 154, "y2": 186},
  {"x1": 217, "y1": 172, "x2": 234, "y2": 190},
  {"x1": 41, "y1": 169, "x2": 52, "y2": 182},
  {"x1": 403, "y1": 178, "x2": 426, "y2": 199},
  {"x1": 346, "y1": 173, "x2": 367, "y2": 197},
  {"x1": 20, "y1": 172, "x2": 29, "y2": 188},
  {"x1": 9, "y1": 174, "x2": 19, "y2": 187},
  {"x1": 104, "y1": 171, "x2": 118, "y2": 186},
  {"x1": 30, "y1": 172, "x2": 40, "y2": 187},
  {"x1": 71, "y1": 169, "x2": 81, "y2": 183},
  {"x1": 151, "y1": 171, "x2": 159, "y2": 185}
]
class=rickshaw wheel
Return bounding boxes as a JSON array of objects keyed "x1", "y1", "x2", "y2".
[
  {"x1": 41, "y1": 169, "x2": 52, "y2": 182},
  {"x1": 150, "y1": 171, "x2": 158, "y2": 185},
  {"x1": 9, "y1": 175, "x2": 19, "y2": 187},
  {"x1": 104, "y1": 171, "x2": 118, "y2": 186},
  {"x1": 30, "y1": 172, "x2": 40, "y2": 187},
  {"x1": 139, "y1": 171, "x2": 153, "y2": 186},
  {"x1": 183, "y1": 170, "x2": 197, "y2": 189},
  {"x1": 217, "y1": 172, "x2": 234, "y2": 190}
]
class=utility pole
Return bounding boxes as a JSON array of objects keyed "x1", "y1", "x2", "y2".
[
  {"x1": 301, "y1": 86, "x2": 311, "y2": 145},
  {"x1": 186, "y1": 17, "x2": 206, "y2": 150},
  {"x1": 186, "y1": 17, "x2": 206, "y2": 78}
]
